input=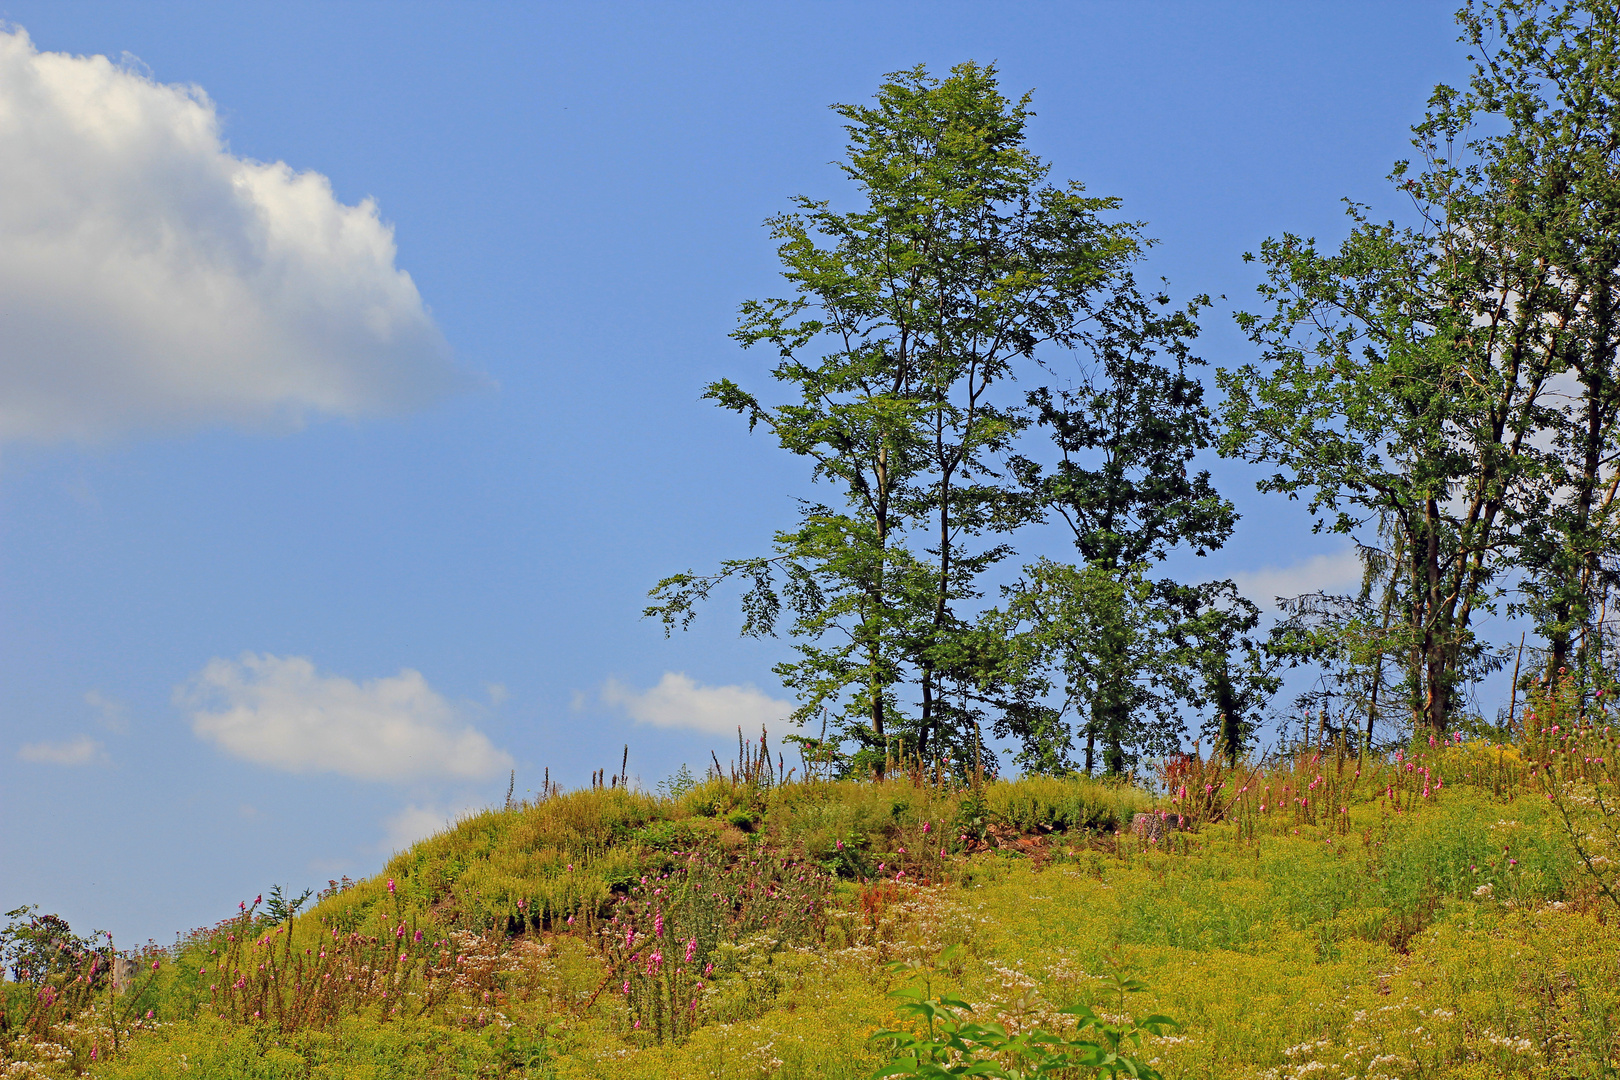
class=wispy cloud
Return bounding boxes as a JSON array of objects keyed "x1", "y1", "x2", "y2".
[
  {"x1": 382, "y1": 803, "x2": 470, "y2": 852},
  {"x1": 180, "y1": 653, "x2": 512, "y2": 782},
  {"x1": 18, "y1": 735, "x2": 104, "y2": 766},
  {"x1": 1231, "y1": 548, "x2": 1365, "y2": 609},
  {"x1": 0, "y1": 28, "x2": 461, "y2": 443},
  {"x1": 84, "y1": 690, "x2": 127, "y2": 733},
  {"x1": 600, "y1": 672, "x2": 790, "y2": 735}
]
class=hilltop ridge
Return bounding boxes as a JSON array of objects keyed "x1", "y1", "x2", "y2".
[{"x1": 4, "y1": 740, "x2": 1619, "y2": 1078}]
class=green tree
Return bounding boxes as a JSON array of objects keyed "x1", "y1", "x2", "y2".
[
  {"x1": 1225, "y1": 0, "x2": 1620, "y2": 733},
  {"x1": 647, "y1": 63, "x2": 1142, "y2": 771},
  {"x1": 998, "y1": 560, "x2": 1178, "y2": 774},
  {"x1": 1216, "y1": 7, "x2": 1607, "y2": 731},
  {"x1": 999, "y1": 283, "x2": 1267, "y2": 773},
  {"x1": 997, "y1": 562, "x2": 1270, "y2": 774},
  {"x1": 1220, "y1": 224, "x2": 1538, "y2": 735},
  {"x1": 1179, "y1": 581, "x2": 1278, "y2": 765},
  {"x1": 1265, "y1": 542, "x2": 1415, "y2": 750},
  {"x1": 1443, "y1": 0, "x2": 1620, "y2": 687}
]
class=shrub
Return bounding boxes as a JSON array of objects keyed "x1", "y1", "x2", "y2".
[{"x1": 983, "y1": 774, "x2": 1150, "y2": 834}]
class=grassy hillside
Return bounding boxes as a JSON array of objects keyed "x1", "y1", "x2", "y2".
[{"x1": 4, "y1": 738, "x2": 1618, "y2": 1078}]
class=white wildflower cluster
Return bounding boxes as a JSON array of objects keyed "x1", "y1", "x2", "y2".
[
  {"x1": 0, "y1": 1037, "x2": 75, "y2": 1080},
  {"x1": 742, "y1": 1037, "x2": 785, "y2": 1076},
  {"x1": 987, "y1": 961, "x2": 1038, "y2": 994},
  {"x1": 1040, "y1": 949, "x2": 1103, "y2": 1004},
  {"x1": 3, "y1": 1062, "x2": 57, "y2": 1080},
  {"x1": 1282, "y1": 1038, "x2": 1330, "y2": 1059},
  {"x1": 437, "y1": 929, "x2": 560, "y2": 1028},
  {"x1": 962, "y1": 961, "x2": 1072, "y2": 1034},
  {"x1": 1265, "y1": 997, "x2": 1454, "y2": 1080},
  {"x1": 826, "y1": 881, "x2": 979, "y2": 964},
  {"x1": 1479, "y1": 1030, "x2": 1536, "y2": 1054},
  {"x1": 1367, "y1": 1051, "x2": 1417, "y2": 1073}
]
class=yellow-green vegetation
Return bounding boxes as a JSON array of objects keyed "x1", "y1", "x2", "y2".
[{"x1": 4, "y1": 740, "x2": 1620, "y2": 1079}]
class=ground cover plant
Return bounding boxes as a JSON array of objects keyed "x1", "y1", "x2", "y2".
[{"x1": 3, "y1": 732, "x2": 1620, "y2": 1079}]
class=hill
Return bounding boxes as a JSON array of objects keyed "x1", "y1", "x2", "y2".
[{"x1": 2, "y1": 736, "x2": 1617, "y2": 1078}]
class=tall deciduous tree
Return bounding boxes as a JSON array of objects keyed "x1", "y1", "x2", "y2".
[
  {"x1": 1446, "y1": 0, "x2": 1620, "y2": 686},
  {"x1": 1223, "y1": 0, "x2": 1620, "y2": 733},
  {"x1": 647, "y1": 63, "x2": 1142, "y2": 770},
  {"x1": 1000, "y1": 285, "x2": 1268, "y2": 773},
  {"x1": 1220, "y1": 210, "x2": 1543, "y2": 735}
]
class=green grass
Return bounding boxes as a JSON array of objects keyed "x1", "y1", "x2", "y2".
[{"x1": 4, "y1": 750, "x2": 1618, "y2": 1078}]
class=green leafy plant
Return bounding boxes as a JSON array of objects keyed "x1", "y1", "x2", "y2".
[
  {"x1": 870, "y1": 947, "x2": 1177, "y2": 1078},
  {"x1": 263, "y1": 884, "x2": 312, "y2": 925},
  {"x1": 657, "y1": 764, "x2": 699, "y2": 799},
  {"x1": 954, "y1": 791, "x2": 993, "y2": 847}
]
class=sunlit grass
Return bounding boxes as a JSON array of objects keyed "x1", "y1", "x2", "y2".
[{"x1": 4, "y1": 753, "x2": 1618, "y2": 1078}]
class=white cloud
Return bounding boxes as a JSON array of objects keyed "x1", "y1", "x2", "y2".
[
  {"x1": 382, "y1": 803, "x2": 468, "y2": 852},
  {"x1": 0, "y1": 28, "x2": 460, "y2": 443},
  {"x1": 84, "y1": 689, "x2": 127, "y2": 733},
  {"x1": 601, "y1": 672, "x2": 790, "y2": 735},
  {"x1": 180, "y1": 653, "x2": 512, "y2": 782},
  {"x1": 18, "y1": 734, "x2": 103, "y2": 765},
  {"x1": 1231, "y1": 548, "x2": 1365, "y2": 608}
]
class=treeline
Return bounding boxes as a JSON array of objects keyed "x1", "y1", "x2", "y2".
[{"x1": 650, "y1": 0, "x2": 1620, "y2": 777}]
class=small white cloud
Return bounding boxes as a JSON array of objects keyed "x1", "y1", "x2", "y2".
[
  {"x1": 485, "y1": 683, "x2": 509, "y2": 706},
  {"x1": 180, "y1": 653, "x2": 513, "y2": 782},
  {"x1": 0, "y1": 28, "x2": 461, "y2": 443},
  {"x1": 84, "y1": 689, "x2": 127, "y2": 733},
  {"x1": 601, "y1": 672, "x2": 790, "y2": 735},
  {"x1": 18, "y1": 734, "x2": 103, "y2": 765},
  {"x1": 382, "y1": 803, "x2": 467, "y2": 852},
  {"x1": 1232, "y1": 548, "x2": 1365, "y2": 608}
]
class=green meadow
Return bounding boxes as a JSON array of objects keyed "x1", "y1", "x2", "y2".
[{"x1": 5, "y1": 733, "x2": 1619, "y2": 1079}]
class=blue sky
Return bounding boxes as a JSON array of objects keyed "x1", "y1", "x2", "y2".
[{"x1": 0, "y1": 1, "x2": 1469, "y2": 947}]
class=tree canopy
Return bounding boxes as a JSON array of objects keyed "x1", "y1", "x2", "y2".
[{"x1": 650, "y1": 62, "x2": 1256, "y2": 776}]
